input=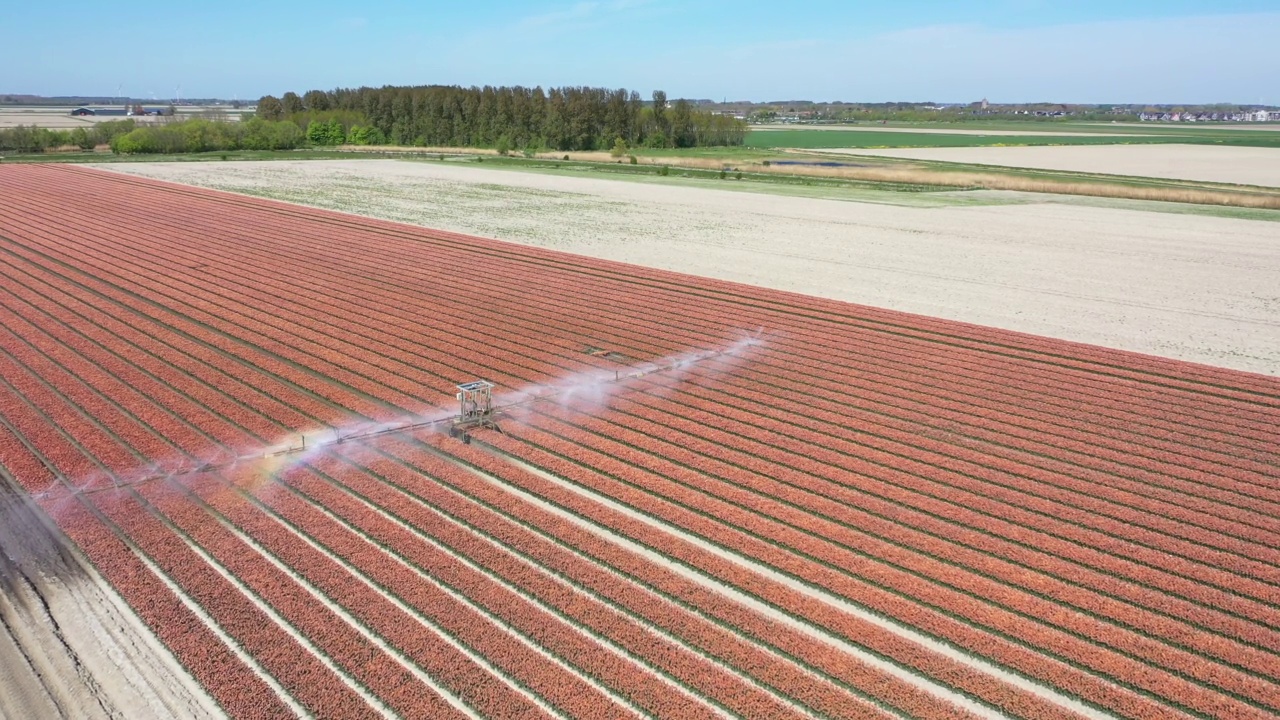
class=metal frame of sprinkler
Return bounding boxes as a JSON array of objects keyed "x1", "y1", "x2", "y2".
[{"x1": 450, "y1": 380, "x2": 500, "y2": 443}]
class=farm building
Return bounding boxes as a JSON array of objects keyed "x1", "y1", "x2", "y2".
[
  {"x1": 68, "y1": 106, "x2": 169, "y2": 117},
  {"x1": 69, "y1": 107, "x2": 132, "y2": 117}
]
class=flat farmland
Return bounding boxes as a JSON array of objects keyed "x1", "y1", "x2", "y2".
[
  {"x1": 1, "y1": 164, "x2": 1279, "y2": 719},
  {"x1": 820, "y1": 144, "x2": 1280, "y2": 187},
  {"x1": 751, "y1": 124, "x2": 1159, "y2": 137},
  {"x1": 114, "y1": 160, "x2": 1280, "y2": 375},
  {"x1": 0, "y1": 106, "x2": 246, "y2": 128},
  {"x1": 745, "y1": 129, "x2": 1172, "y2": 149},
  {"x1": 0, "y1": 110, "x2": 99, "y2": 129}
]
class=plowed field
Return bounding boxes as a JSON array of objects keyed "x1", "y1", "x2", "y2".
[{"x1": 1, "y1": 163, "x2": 1277, "y2": 720}]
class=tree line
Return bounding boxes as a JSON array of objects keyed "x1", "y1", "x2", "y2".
[
  {"x1": 255, "y1": 85, "x2": 748, "y2": 151},
  {"x1": 0, "y1": 117, "x2": 308, "y2": 155},
  {"x1": 108, "y1": 117, "x2": 306, "y2": 154},
  {"x1": 0, "y1": 120, "x2": 137, "y2": 153}
]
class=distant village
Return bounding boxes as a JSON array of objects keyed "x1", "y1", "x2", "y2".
[
  {"x1": 1135, "y1": 109, "x2": 1280, "y2": 123},
  {"x1": 688, "y1": 99, "x2": 1280, "y2": 124}
]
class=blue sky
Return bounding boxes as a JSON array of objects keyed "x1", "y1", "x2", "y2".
[{"x1": 5, "y1": 0, "x2": 1279, "y2": 103}]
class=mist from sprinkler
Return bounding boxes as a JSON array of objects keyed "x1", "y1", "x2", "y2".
[{"x1": 37, "y1": 331, "x2": 768, "y2": 507}]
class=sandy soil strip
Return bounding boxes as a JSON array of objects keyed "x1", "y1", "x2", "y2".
[
  {"x1": 0, "y1": 579, "x2": 80, "y2": 720},
  {"x1": 471, "y1": 440, "x2": 1121, "y2": 720},
  {"x1": 753, "y1": 124, "x2": 1154, "y2": 137},
  {"x1": 110, "y1": 161, "x2": 1280, "y2": 376},
  {"x1": 136, "y1": 491, "x2": 393, "y2": 719},
  {"x1": 819, "y1": 143, "x2": 1280, "y2": 187},
  {"x1": 0, "y1": 470, "x2": 224, "y2": 720}
]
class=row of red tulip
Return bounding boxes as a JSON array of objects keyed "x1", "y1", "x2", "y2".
[
  {"x1": 372, "y1": 433, "x2": 993, "y2": 719},
  {"x1": 0, "y1": 283, "x2": 262, "y2": 450},
  {"x1": 8, "y1": 196, "x2": 614, "y2": 413},
  {"x1": 135, "y1": 474, "x2": 467, "y2": 720},
  {"x1": 0, "y1": 257, "x2": 325, "y2": 431},
  {"x1": 650, "y1": 371, "x2": 1280, "y2": 603},
  {"x1": 0, "y1": 351, "x2": 139, "y2": 478},
  {"x1": 0, "y1": 232, "x2": 374, "y2": 423},
  {"x1": 305, "y1": 443, "x2": 847, "y2": 719},
  {"x1": 601, "y1": 384, "x2": 1280, "y2": 662},
  {"x1": 15, "y1": 170, "x2": 1274, "y2": 484},
  {"x1": 713, "y1": 324, "x2": 1277, "y2": 461},
  {"x1": 325, "y1": 437, "x2": 921, "y2": 719},
  {"x1": 93, "y1": 486, "x2": 375, "y2": 718},
  {"x1": 668, "y1": 365, "x2": 1280, "y2": 574},
  {"x1": 7, "y1": 165, "x2": 1269, "y2": 445},
  {"x1": 528, "y1": 398, "x2": 1280, "y2": 706},
  {"x1": 723, "y1": 346, "x2": 1278, "y2": 510},
  {"x1": 431, "y1": 431, "x2": 1115, "y2": 720},
  {"x1": 717, "y1": 362, "x2": 1278, "y2": 546},
  {"x1": 620, "y1": 371, "x2": 1280, "y2": 619},
  {"x1": 264, "y1": 458, "x2": 695, "y2": 720},
  {"x1": 53, "y1": 492, "x2": 293, "y2": 720},
  {"x1": 217, "y1": 461, "x2": 611, "y2": 720},
  {"x1": 483, "y1": 424, "x2": 1273, "y2": 719},
  {"x1": 0, "y1": 310, "x2": 209, "y2": 463},
  {"x1": 3, "y1": 222, "x2": 404, "y2": 420}
]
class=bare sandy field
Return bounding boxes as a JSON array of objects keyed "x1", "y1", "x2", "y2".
[
  {"x1": 0, "y1": 112, "x2": 97, "y2": 129},
  {"x1": 753, "y1": 123, "x2": 1152, "y2": 136},
  {"x1": 0, "y1": 477, "x2": 221, "y2": 720},
  {"x1": 819, "y1": 143, "x2": 1280, "y2": 187},
  {"x1": 0, "y1": 106, "x2": 243, "y2": 129},
  {"x1": 111, "y1": 159, "x2": 1280, "y2": 375}
]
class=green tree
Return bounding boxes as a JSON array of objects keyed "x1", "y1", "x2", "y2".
[
  {"x1": 282, "y1": 92, "x2": 304, "y2": 115},
  {"x1": 651, "y1": 90, "x2": 667, "y2": 126},
  {"x1": 306, "y1": 120, "x2": 326, "y2": 145},
  {"x1": 609, "y1": 137, "x2": 628, "y2": 158},
  {"x1": 70, "y1": 127, "x2": 94, "y2": 150},
  {"x1": 256, "y1": 95, "x2": 284, "y2": 121},
  {"x1": 306, "y1": 118, "x2": 344, "y2": 146},
  {"x1": 303, "y1": 89, "x2": 331, "y2": 111},
  {"x1": 670, "y1": 99, "x2": 694, "y2": 147},
  {"x1": 253, "y1": 84, "x2": 746, "y2": 152}
]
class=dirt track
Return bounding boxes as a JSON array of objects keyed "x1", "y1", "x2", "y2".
[
  {"x1": 820, "y1": 143, "x2": 1280, "y2": 187},
  {"x1": 113, "y1": 159, "x2": 1280, "y2": 375},
  {"x1": 0, "y1": 472, "x2": 221, "y2": 719}
]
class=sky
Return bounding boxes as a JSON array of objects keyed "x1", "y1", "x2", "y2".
[{"x1": 4, "y1": 0, "x2": 1280, "y2": 104}]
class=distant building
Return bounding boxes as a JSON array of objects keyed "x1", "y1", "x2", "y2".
[{"x1": 71, "y1": 107, "x2": 132, "y2": 117}]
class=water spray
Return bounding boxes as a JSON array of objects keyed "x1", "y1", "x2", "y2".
[{"x1": 43, "y1": 332, "x2": 768, "y2": 501}]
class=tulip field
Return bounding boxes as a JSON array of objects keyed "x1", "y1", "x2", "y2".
[{"x1": 0, "y1": 163, "x2": 1277, "y2": 719}]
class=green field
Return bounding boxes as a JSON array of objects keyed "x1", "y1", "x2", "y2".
[{"x1": 746, "y1": 128, "x2": 1280, "y2": 150}]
